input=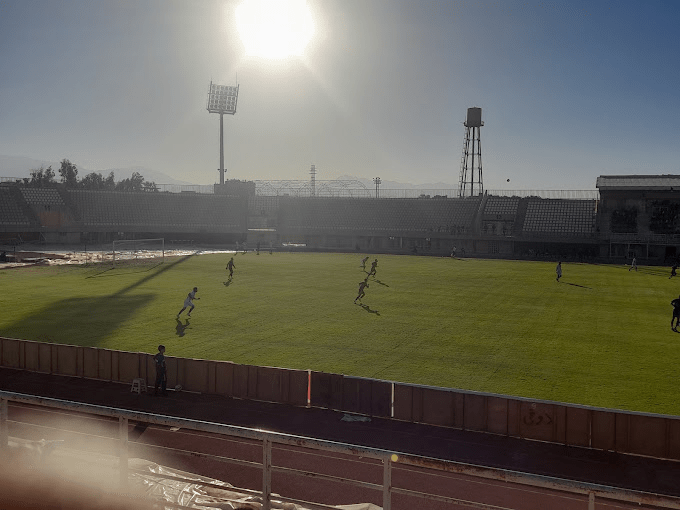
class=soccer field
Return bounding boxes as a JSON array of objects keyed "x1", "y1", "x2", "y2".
[{"x1": 1, "y1": 252, "x2": 679, "y2": 415}]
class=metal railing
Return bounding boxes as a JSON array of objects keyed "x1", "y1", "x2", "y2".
[
  {"x1": 1, "y1": 391, "x2": 679, "y2": 510},
  {"x1": 485, "y1": 189, "x2": 600, "y2": 200}
]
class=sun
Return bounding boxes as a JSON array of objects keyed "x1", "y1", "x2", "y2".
[{"x1": 236, "y1": 0, "x2": 315, "y2": 60}]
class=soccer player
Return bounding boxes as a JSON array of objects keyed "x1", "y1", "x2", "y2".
[
  {"x1": 153, "y1": 345, "x2": 167, "y2": 396},
  {"x1": 671, "y1": 295, "x2": 680, "y2": 331},
  {"x1": 226, "y1": 257, "x2": 235, "y2": 278},
  {"x1": 629, "y1": 257, "x2": 637, "y2": 272},
  {"x1": 670, "y1": 265, "x2": 678, "y2": 279},
  {"x1": 354, "y1": 279, "x2": 369, "y2": 303},
  {"x1": 556, "y1": 261, "x2": 562, "y2": 282},
  {"x1": 360, "y1": 256, "x2": 369, "y2": 270},
  {"x1": 369, "y1": 258, "x2": 378, "y2": 277},
  {"x1": 177, "y1": 287, "x2": 199, "y2": 317}
]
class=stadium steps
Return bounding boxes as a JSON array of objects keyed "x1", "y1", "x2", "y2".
[
  {"x1": 513, "y1": 198, "x2": 530, "y2": 234},
  {"x1": 5, "y1": 186, "x2": 38, "y2": 227},
  {"x1": 54, "y1": 186, "x2": 83, "y2": 224}
]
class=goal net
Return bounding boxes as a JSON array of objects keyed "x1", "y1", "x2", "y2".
[{"x1": 112, "y1": 238, "x2": 164, "y2": 267}]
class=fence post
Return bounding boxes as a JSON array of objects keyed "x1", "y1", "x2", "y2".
[
  {"x1": 262, "y1": 437, "x2": 272, "y2": 510},
  {"x1": 588, "y1": 492, "x2": 595, "y2": 510},
  {"x1": 0, "y1": 398, "x2": 7, "y2": 451},
  {"x1": 119, "y1": 417, "x2": 128, "y2": 488},
  {"x1": 383, "y1": 455, "x2": 392, "y2": 510}
]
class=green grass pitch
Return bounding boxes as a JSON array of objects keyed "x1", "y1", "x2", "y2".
[{"x1": 1, "y1": 252, "x2": 679, "y2": 416}]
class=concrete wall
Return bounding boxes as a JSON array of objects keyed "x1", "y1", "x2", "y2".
[
  {"x1": 1, "y1": 336, "x2": 679, "y2": 462},
  {"x1": 0, "y1": 337, "x2": 307, "y2": 407}
]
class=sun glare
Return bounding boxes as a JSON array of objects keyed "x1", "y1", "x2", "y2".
[{"x1": 236, "y1": 0, "x2": 315, "y2": 60}]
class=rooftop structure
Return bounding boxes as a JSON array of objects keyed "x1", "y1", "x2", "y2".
[{"x1": 596, "y1": 175, "x2": 680, "y2": 191}]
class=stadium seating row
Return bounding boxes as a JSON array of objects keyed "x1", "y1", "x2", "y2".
[
  {"x1": 483, "y1": 196, "x2": 520, "y2": 217},
  {"x1": 0, "y1": 186, "x2": 600, "y2": 238},
  {"x1": 0, "y1": 188, "x2": 31, "y2": 225},
  {"x1": 279, "y1": 197, "x2": 481, "y2": 233},
  {"x1": 522, "y1": 199, "x2": 597, "y2": 234},
  {"x1": 19, "y1": 187, "x2": 65, "y2": 206},
  {"x1": 67, "y1": 190, "x2": 245, "y2": 229}
]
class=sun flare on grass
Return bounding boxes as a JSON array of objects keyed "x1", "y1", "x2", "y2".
[{"x1": 236, "y1": 0, "x2": 315, "y2": 60}]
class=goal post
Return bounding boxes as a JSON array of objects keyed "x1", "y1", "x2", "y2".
[{"x1": 112, "y1": 238, "x2": 164, "y2": 267}]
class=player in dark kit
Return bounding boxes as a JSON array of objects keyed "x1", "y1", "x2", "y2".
[
  {"x1": 670, "y1": 265, "x2": 678, "y2": 279},
  {"x1": 368, "y1": 259, "x2": 378, "y2": 277},
  {"x1": 354, "y1": 279, "x2": 369, "y2": 303},
  {"x1": 672, "y1": 295, "x2": 680, "y2": 331},
  {"x1": 360, "y1": 256, "x2": 369, "y2": 271},
  {"x1": 226, "y1": 257, "x2": 235, "y2": 278}
]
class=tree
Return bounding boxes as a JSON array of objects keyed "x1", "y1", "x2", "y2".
[
  {"x1": 80, "y1": 171, "x2": 116, "y2": 190},
  {"x1": 142, "y1": 179, "x2": 159, "y2": 192},
  {"x1": 115, "y1": 172, "x2": 146, "y2": 192},
  {"x1": 58, "y1": 159, "x2": 78, "y2": 188},
  {"x1": 24, "y1": 166, "x2": 56, "y2": 187}
]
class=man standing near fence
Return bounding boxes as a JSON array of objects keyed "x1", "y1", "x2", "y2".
[{"x1": 154, "y1": 345, "x2": 167, "y2": 396}]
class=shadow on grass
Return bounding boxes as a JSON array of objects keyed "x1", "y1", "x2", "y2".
[
  {"x1": 84, "y1": 253, "x2": 196, "y2": 297},
  {"x1": 371, "y1": 278, "x2": 389, "y2": 287},
  {"x1": 1, "y1": 294, "x2": 153, "y2": 347},
  {"x1": 3, "y1": 253, "x2": 198, "y2": 347},
  {"x1": 359, "y1": 303, "x2": 380, "y2": 316},
  {"x1": 562, "y1": 282, "x2": 592, "y2": 290},
  {"x1": 85, "y1": 262, "x2": 162, "y2": 279},
  {"x1": 175, "y1": 318, "x2": 190, "y2": 337}
]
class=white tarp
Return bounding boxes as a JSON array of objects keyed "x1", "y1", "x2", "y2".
[{"x1": 6, "y1": 438, "x2": 382, "y2": 510}]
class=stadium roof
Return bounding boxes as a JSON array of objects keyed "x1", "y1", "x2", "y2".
[{"x1": 596, "y1": 175, "x2": 680, "y2": 191}]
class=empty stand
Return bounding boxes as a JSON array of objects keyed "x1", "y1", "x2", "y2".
[
  {"x1": 483, "y1": 196, "x2": 520, "y2": 218},
  {"x1": 67, "y1": 190, "x2": 245, "y2": 231},
  {"x1": 522, "y1": 199, "x2": 597, "y2": 235},
  {"x1": 19, "y1": 187, "x2": 65, "y2": 206},
  {"x1": 0, "y1": 187, "x2": 31, "y2": 226},
  {"x1": 279, "y1": 197, "x2": 481, "y2": 233}
]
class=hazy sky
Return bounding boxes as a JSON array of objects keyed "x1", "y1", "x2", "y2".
[{"x1": 1, "y1": 0, "x2": 679, "y2": 189}]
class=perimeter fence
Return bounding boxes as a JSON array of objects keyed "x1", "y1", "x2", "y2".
[
  {"x1": 2, "y1": 390, "x2": 680, "y2": 510},
  {"x1": 1, "y1": 337, "x2": 679, "y2": 464}
]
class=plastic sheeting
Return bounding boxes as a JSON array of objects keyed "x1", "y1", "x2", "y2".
[{"x1": 6, "y1": 437, "x2": 382, "y2": 510}]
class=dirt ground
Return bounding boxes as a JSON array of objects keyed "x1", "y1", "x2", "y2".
[{"x1": 0, "y1": 245, "x2": 200, "y2": 269}]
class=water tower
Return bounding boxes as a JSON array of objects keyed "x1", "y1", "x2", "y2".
[{"x1": 458, "y1": 107, "x2": 483, "y2": 197}]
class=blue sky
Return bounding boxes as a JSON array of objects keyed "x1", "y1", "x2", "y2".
[{"x1": 1, "y1": 0, "x2": 679, "y2": 189}]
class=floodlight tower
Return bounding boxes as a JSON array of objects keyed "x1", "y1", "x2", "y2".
[
  {"x1": 458, "y1": 107, "x2": 483, "y2": 197},
  {"x1": 207, "y1": 81, "x2": 239, "y2": 185},
  {"x1": 373, "y1": 177, "x2": 381, "y2": 198}
]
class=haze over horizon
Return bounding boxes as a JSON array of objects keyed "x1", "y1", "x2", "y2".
[{"x1": 1, "y1": 0, "x2": 679, "y2": 190}]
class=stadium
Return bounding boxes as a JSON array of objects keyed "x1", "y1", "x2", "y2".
[
  {"x1": 5, "y1": 0, "x2": 680, "y2": 506},
  {"x1": 3, "y1": 162, "x2": 680, "y2": 509},
  {"x1": 4, "y1": 99, "x2": 680, "y2": 509},
  {"x1": 3, "y1": 172, "x2": 680, "y2": 265}
]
